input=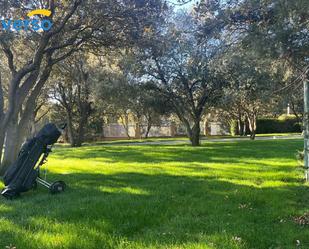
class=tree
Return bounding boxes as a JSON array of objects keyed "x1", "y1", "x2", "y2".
[
  {"x1": 0, "y1": 0, "x2": 167, "y2": 172},
  {"x1": 134, "y1": 12, "x2": 225, "y2": 146},
  {"x1": 272, "y1": 63, "x2": 304, "y2": 122},
  {"x1": 93, "y1": 60, "x2": 170, "y2": 139},
  {"x1": 0, "y1": 0, "x2": 88, "y2": 170},
  {"x1": 218, "y1": 48, "x2": 276, "y2": 140},
  {"x1": 193, "y1": 0, "x2": 308, "y2": 141},
  {"x1": 50, "y1": 55, "x2": 92, "y2": 147},
  {"x1": 225, "y1": 0, "x2": 309, "y2": 177},
  {"x1": 137, "y1": 83, "x2": 171, "y2": 138}
]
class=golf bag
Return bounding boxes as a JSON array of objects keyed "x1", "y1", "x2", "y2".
[{"x1": 1, "y1": 123, "x2": 66, "y2": 199}]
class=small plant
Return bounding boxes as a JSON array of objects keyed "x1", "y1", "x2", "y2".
[
  {"x1": 294, "y1": 212, "x2": 309, "y2": 226},
  {"x1": 296, "y1": 150, "x2": 304, "y2": 165},
  {"x1": 5, "y1": 245, "x2": 16, "y2": 249}
]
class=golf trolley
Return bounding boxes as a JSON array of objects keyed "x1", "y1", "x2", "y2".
[
  {"x1": 33, "y1": 144, "x2": 66, "y2": 194},
  {"x1": 1, "y1": 123, "x2": 66, "y2": 199}
]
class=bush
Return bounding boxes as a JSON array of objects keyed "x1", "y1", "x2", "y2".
[{"x1": 256, "y1": 117, "x2": 302, "y2": 134}]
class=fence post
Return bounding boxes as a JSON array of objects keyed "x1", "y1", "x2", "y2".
[{"x1": 304, "y1": 79, "x2": 309, "y2": 181}]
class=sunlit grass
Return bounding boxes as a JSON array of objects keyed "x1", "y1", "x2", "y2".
[{"x1": 0, "y1": 139, "x2": 308, "y2": 249}]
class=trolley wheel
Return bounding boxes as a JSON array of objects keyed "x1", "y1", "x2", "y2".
[
  {"x1": 50, "y1": 181, "x2": 66, "y2": 194},
  {"x1": 1, "y1": 188, "x2": 19, "y2": 199}
]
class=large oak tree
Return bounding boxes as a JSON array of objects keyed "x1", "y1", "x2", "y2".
[
  {"x1": 136, "y1": 12, "x2": 225, "y2": 146},
  {"x1": 0, "y1": 0, "x2": 166, "y2": 172}
]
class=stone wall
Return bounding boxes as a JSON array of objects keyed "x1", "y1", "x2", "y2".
[{"x1": 103, "y1": 122, "x2": 229, "y2": 138}]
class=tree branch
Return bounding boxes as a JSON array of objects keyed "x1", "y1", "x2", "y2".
[
  {"x1": 0, "y1": 40, "x2": 16, "y2": 74},
  {"x1": 48, "y1": 0, "x2": 82, "y2": 37},
  {"x1": 0, "y1": 73, "x2": 4, "y2": 118}
]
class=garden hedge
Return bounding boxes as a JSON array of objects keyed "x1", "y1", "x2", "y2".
[{"x1": 256, "y1": 118, "x2": 302, "y2": 134}]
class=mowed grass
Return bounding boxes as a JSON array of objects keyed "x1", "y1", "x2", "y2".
[{"x1": 0, "y1": 139, "x2": 308, "y2": 249}]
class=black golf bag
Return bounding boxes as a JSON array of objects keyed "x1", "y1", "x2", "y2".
[{"x1": 1, "y1": 123, "x2": 66, "y2": 199}]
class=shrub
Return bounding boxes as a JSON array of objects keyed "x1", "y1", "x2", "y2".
[{"x1": 256, "y1": 117, "x2": 302, "y2": 134}]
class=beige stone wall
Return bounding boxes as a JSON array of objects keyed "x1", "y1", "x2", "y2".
[
  {"x1": 103, "y1": 121, "x2": 229, "y2": 138},
  {"x1": 103, "y1": 124, "x2": 173, "y2": 138}
]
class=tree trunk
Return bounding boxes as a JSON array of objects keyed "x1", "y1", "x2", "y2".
[
  {"x1": 63, "y1": 128, "x2": 69, "y2": 143},
  {"x1": 243, "y1": 120, "x2": 247, "y2": 136},
  {"x1": 145, "y1": 120, "x2": 152, "y2": 138},
  {"x1": 290, "y1": 101, "x2": 302, "y2": 124},
  {"x1": 190, "y1": 119, "x2": 201, "y2": 146},
  {"x1": 75, "y1": 112, "x2": 88, "y2": 147},
  {"x1": 18, "y1": 112, "x2": 34, "y2": 144},
  {"x1": 237, "y1": 119, "x2": 242, "y2": 136},
  {"x1": 237, "y1": 111, "x2": 243, "y2": 136},
  {"x1": 66, "y1": 113, "x2": 76, "y2": 147},
  {"x1": 1, "y1": 98, "x2": 45, "y2": 171},
  {"x1": 247, "y1": 112, "x2": 257, "y2": 140},
  {"x1": 204, "y1": 119, "x2": 209, "y2": 136},
  {"x1": 121, "y1": 114, "x2": 131, "y2": 139},
  {"x1": 135, "y1": 122, "x2": 142, "y2": 139},
  {"x1": 250, "y1": 130, "x2": 256, "y2": 140},
  {"x1": 30, "y1": 115, "x2": 36, "y2": 137},
  {"x1": 2, "y1": 120, "x2": 21, "y2": 170},
  {"x1": 174, "y1": 105, "x2": 202, "y2": 146},
  {"x1": 0, "y1": 74, "x2": 4, "y2": 172},
  {"x1": 303, "y1": 79, "x2": 309, "y2": 180},
  {"x1": 0, "y1": 130, "x2": 5, "y2": 175},
  {"x1": 75, "y1": 125, "x2": 85, "y2": 147}
]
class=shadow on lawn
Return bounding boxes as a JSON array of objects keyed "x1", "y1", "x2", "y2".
[
  {"x1": 53, "y1": 139, "x2": 302, "y2": 164},
  {"x1": 51, "y1": 139, "x2": 303, "y2": 184},
  {"x1": 0, "y1": 139, "x2": 305, "y2": 248},
  {"x1": 1, "y1": 171, "x2": 309, "y2": 249}
]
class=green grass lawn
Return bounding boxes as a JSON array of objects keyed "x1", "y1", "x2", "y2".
[
  {"x1": 83, "y1": 133, "x2": 302, "y2": 146},
  {"x1": 79, "y1": 133, "x2": 302, "y2": 148},
  {"x1": 0, "y1": 139, "x2": 308, "y2": 249},
  {"x1": 255, "y1": 133, "x2": 302, "y2": 137}
]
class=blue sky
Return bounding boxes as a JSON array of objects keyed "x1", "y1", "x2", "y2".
[{"x1": 169, "y1": 0, "x2": 195, "y2": 10}]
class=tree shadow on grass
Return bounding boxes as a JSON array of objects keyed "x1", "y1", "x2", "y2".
[
  {"x1": 52, "y1": 139, "x2": 302, "y2": 165},
  {"x1": 51, "y1": 139, "x2": 303, "y2": 186},
  {"x1": 0, "y1": 172, "x2": 309, "y2": 249},
  {"x1": 0, "y1": 139, "x2": 304, "y2": 248}
]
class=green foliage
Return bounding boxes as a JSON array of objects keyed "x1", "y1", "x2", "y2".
[
  {"x1": 196, "y1": 0, "x2": 308, "y2": 139},
  {"x1": 93, "y1": 65, "x2": 171, "y2": 126},
  {"x1": 135, "y1": 11, "x2": 226, "y2": 145},
  {"x1": 256, "y1": 118, "x2": 302, "y2": 134},
  {"x1": 0, "y1": 139, "x2": 306, "y2": 248}
]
